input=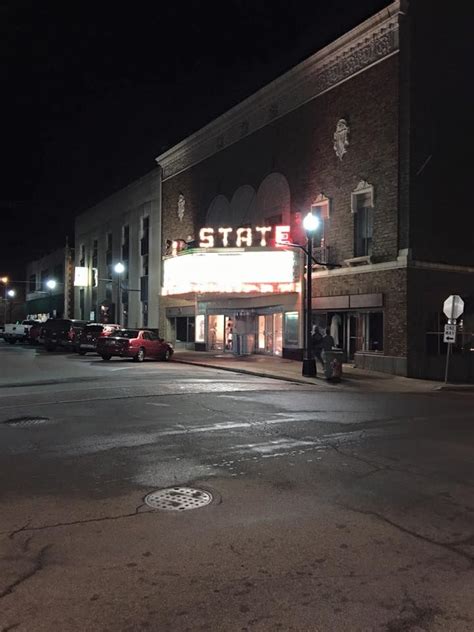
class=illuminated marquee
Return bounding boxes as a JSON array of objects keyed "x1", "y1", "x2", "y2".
[
  {"x1": 162, "y1": 249, "x2": 299, "y2": 296},
  {"x1": 199, "y1": 225, "x2": 290, "y2": 248}
]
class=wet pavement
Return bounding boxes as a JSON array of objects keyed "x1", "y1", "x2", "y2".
[{"x1": 0, "y1": 343, "x2": 473, "y2": 631}]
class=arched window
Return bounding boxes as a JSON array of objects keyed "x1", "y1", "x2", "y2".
[
  {"x1": 230, "y1": 185, "x2": 256, "y2": 226},
  {"x1": 205, "y1": 195, "x2": 231, "y2": 226},
  {"x1": 255, "y1": 173, "x2": 291, "y2": 226}
]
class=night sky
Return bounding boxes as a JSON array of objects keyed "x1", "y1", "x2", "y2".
[{"x1": 1, "y1": 0, "x2": 394, "y2": 280}]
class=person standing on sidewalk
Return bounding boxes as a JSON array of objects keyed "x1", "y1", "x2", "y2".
[
  {"x1": 322, "y1": 328, "x2": 335, "y2": 354},
  {"x1": 311, "y1": 326, "x2": 325, "y2": 370}
]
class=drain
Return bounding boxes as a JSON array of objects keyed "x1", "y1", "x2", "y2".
[
  {"x1": 145, "y1": 487, "x2": 213, "y2": 511},
  {"x1": 2, "y1": 416, "x2": 50, "y2": 427}
]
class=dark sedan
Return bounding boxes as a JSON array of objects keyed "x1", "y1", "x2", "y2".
[{"x1": 77, "y1": 323, "x2": 120, "y2": 355}]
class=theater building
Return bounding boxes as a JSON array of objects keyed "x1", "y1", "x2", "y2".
[{"x1": 156, "y1": 0, "x2": 474, "y2": 380}]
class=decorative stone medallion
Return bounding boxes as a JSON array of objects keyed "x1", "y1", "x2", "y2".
[
  {"x1": 177, "y1": 193, "x2": 185, "y2": 221},
  {"x1": 333, "y1": 118, "x2": 350, "y2": 160}
]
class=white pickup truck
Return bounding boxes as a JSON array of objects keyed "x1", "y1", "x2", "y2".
[{"x1": 3, "y1": 321, "x2": 36, "y2": 344}]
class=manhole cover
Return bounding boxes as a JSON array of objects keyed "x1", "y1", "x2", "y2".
[
  {"x1": 2, "y1": 416, "x2": 50, "y2": 427},
  {"x1": 144, "y1": 487, "x2": 213, "y2": 511}
]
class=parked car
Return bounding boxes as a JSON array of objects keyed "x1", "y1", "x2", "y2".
[
  {"x1": 26, "y1": 321, "x2": 44, "y2": 345},
  {"x1": 3, "y1": 320, "x2": 39, "y2": 344},
  {"x1": 77, "y1": 323, "x2": 120, "y2": 355},
  {"x1": 96, "y1": 328, "x2": 173, "y2": 362},
  {"x1": 42, "y1": 318, "x2": 89, "y2": 351}
]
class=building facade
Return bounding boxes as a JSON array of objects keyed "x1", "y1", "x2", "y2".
[
  {"x1": 74, "y1": 169, "x2": 161, "y2": 328},
  {"x1": 155, "y1": 0, "x2": 474, "y2": 380},
  {"x1": 26, "y1": 246, "x2": 72, "y2": 321}
]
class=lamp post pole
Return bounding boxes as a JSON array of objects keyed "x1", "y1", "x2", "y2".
[
  {"x1": 301, "y1": 211, "x2": 320, "y2": 377},
  {"x1": 113, "y1": 263, "x2": 125, "y2": 326},
  {"x1": 302, "y1": 230, "x2": 316, "y2": 377}
]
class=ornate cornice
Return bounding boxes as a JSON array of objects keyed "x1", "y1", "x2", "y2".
[{"x1": 157, "y1": 1, "x2": 402, "y2": 181}]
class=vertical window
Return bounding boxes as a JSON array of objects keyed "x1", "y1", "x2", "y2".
[
  {"x1": 105, "y1": 233, "x2": 113, "y2": 300},
  {"x1": 92, "y1": 239, "x2": 98, "y2": 268},
  {"x1": 351, "y1": 181, "x2": 374, "y2": 258},
  {"x1": 284, "y1": 312, "x2": 299, "y2": 347},
  {"x1": 79, "y1": 289, "x2": 85, "y2": 320},
  {"x1": 311, "y1": 194, "x2": 331, "y2": 261},
  {"x1": 29, "y1": 274, "x2": 36, "y2": 292},
  {"x1": 140, "y1": 217, "x2": 149, "y2": 322}
]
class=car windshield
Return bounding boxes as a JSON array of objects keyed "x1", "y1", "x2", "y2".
[
  {"x1": 114, "y1": 329, "x2": 139, "y2": 339},
  {"x1": 44, "y1": 320, "x2": 71, "y2": 331},
  {"x1": 84, "y1": 325, "x2": 103, "y2": 333}
]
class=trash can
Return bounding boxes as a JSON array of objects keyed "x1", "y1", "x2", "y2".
[{"x1": 322, "y1": 349, "x2": 343, "y2": 382}]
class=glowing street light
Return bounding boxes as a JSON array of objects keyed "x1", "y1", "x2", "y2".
[
  {"x1": 7, "y1": 289, "x2": 15, "y2": 298},
  {"x1": 302, "y1": 210, "x2": 320, "y2": 378},
  {"x1": 114, "y1": 262, "x2": 125, "y2": 325},
  {"x1": 46, "y1": 279, "x2": 57, "y2": 290}
]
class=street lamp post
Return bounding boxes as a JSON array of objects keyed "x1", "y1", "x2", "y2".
[
  {"x1": 6, "y1": 289, "x2": 15, "y2": 322},
  {"x1": 114, "y1": 262, "x2": 125, "y2": 326},
  {"x1": 46, "y1": 279, "x2": 57, "y2": 317},
  {"x1": 301, "y1": 211, "x2": 320, "y2": 377}
]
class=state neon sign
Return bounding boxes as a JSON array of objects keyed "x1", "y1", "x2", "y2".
[{"x1": 199, "y1": 225, "x2": 290, "y2": 248}]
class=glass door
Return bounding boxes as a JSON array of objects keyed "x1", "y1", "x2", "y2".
[
  {"x1": 273, "y1": 313, "x2": 283, "y2": 356},
  {"x1": 208, "y1": 315, "x2": 225, "y2": 351}
]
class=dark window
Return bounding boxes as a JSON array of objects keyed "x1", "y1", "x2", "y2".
[
  {"x1": 368, "y1": 312, "x2": 383, "y2": 352},
  {"x1": 106, "y1": 233, "x2": 112, "y2": 251},
  {"x1": 40, "y1": 269, "x2": 49, "y2": 288},
  {"x1": 53, "y1": 263, "x2": 63, "y2": 283},
  {"x1": 354, "y1": 207, "x2": 373, "y2": 257},
  {"x1": 29, "y1": 274, "x2": 36, "y2": 292},
  {"x1": 142, "y1": 301, "x2": 148, "y2": 327},
  {"x1": 79, "y1": 289, "x2": 85, "y2": 320},
  {"x1": 92, "y1": 240, "x2": 98, "y2": 268},
  {"x1": 140, "y1": 275, "x2": 148, "y2": 301},
  {"x1": 176, "y1": 317, "x2": 195, "y2": 342},
  {"x1": 122, "y1": 226, "x2": 129, "y2": 262}
]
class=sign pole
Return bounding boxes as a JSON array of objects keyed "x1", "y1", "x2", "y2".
[
  {"x1": 444, "y1": 340, "x2": 452, "y2": 384},
  {"x1": 444, "y1": 300, "x2": 456, "y2": 384}
]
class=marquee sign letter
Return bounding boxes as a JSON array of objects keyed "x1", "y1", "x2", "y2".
[
  {"x1": 236, "y1": 227, "x2": 252, "y2": 247},
  {"x1": 275, "y1": 225, "x2": 291, "y2": 246},
  {"x1": 255, "y1": 226, "x2": 272, "y2": 246},
  {"x1": 218, "y1": 227, "x2": 233, "y2": 246},
  {"x1": 199, "y1": 227, "x2": 215, "y2": 248}
]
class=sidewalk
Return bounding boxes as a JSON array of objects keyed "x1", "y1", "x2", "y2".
[{"x1": 173, "y1": 350, "x2": 473, "y2": 393}]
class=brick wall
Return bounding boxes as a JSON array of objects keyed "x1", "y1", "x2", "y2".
[
  {"x1": 161, "y1": 55, "x2": 400, "y2": 267},
  {"x1": 314, "y1": 268, "x2": 407, "y2": 358}
]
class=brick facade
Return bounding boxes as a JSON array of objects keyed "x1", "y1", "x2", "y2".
[{"x1": 162, "y1": 55, "x2": 399, "y2": 268}]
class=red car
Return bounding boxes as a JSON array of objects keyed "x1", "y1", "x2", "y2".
[
  {"x1": 77, "y1": 323, "x2": 120, "y2": 355},
  {"x1": 96, "y1": 328, "x2": 173, "y2": 362}
]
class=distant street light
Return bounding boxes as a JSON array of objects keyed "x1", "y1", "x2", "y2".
[
  {"x1": 302, "y1": 210, "x2": 320, "y2": 378},
  {"x1": 7, "y1": 289, "x2": 15, "y2": 298},
  {"x1": 46, "y1": 279, "x2": 57, "y2": 290},
  {"x1": 114, "y1": 262, "x2": 125, "y2": 325}
]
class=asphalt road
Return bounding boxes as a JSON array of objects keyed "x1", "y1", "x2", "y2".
[{"x1": 0, "y1": 343, "x2": 473, "y2": 631}]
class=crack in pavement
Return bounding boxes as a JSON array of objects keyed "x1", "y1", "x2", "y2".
[
  {"x1": 0, "y1": 544, "x2": 51, "y2": 600},
  {"x1": 4, "y1": 504, "x2": 151, "y2": 540},
  {"x1": 340, "y1": 505, "x2": 474, "y2": 566}
]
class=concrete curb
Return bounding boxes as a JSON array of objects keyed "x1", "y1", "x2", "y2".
[
  {"x1": 172, "y1": 358, "x2": 339, "y2": 387},
  {"x1": 434, "y1": 385, "x2": 474, "y2": 392}
]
